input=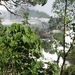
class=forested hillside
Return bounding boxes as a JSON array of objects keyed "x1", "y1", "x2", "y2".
[{"x1": 29, "y1": 10, "x2": 50, "y2": 18}]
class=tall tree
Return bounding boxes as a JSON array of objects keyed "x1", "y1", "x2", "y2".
[{"x1": 52, "y1": 0, "x2": 75, "y2": 75}]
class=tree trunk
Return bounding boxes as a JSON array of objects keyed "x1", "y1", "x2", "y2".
[{"x1": 60, "y1": 0, "x2": 67, "y2": 75}]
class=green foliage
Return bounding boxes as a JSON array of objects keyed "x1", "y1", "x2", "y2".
[
  {"x1": 50, "y1": 49, "x2": 56, "y2": 54},
  {"x1": 53, "y1": 33, "x2": 63, "y2": 45},
  {"x1": 0, "y1": 23, "x2": 42, "y2": 75},
  {"x1": 28, "y1": 0, "x2": 47, "y2": 6},
  {"x1": 38, "y1": 62, "x2": 60, "y2": 75},
  {"x1": 22, "y1": 12, "x2": 29, "y2": 25},
  {"x1": 45, "y1": 62, "x2": 60, "y2": 75},
  {"x1": 66, "y1": 46, "x2": 75, "y2": 64},
  {"x1": 0, "y1": 18, "x2": 2, "y2": 25},
  {"x1": 48, "y1": 16, "x2": 63, "y2": 30},
  {"x1": 42, "y1": 41, "x2": 51, "y2": 52},
  {"x1": 63, "y1": 65, "x2": 75, "y2": 75}
]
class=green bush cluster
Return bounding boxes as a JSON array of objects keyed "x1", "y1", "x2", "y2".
[{"x1": 0, "y1": 23, "x2": 42, "y2": 75}]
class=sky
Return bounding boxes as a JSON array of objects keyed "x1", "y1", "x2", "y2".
[{"x1": 32, "y1": 0, "x2": 55, "y2": 16}]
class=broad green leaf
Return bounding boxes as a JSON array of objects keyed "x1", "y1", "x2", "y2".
[
  {"x1": 9, "y1": 41, "x2": 18, "y2": 47},
  {"x1": 15, "y1": 32, "x2": 22, "y2": 39},
  {"x1": 22, "y1": 35, "x2": 29, "y2": 43}
]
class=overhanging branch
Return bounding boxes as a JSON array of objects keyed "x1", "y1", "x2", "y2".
[{"x1": 0, "y1": 3, "x2": 22, "y2": 17}]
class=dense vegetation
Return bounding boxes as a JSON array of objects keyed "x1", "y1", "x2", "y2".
[{"x1": 0, "y1": 23, "x2": 42, "y2": 74}]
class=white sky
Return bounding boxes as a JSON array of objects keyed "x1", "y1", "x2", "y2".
[{"x1": 32, "y1": 0, "x2": 55, "y2": 16}]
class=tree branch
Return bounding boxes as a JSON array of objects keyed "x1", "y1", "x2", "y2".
[
  {"x1": 60, "y1": 0, "x2": 67, "y2": 75},
  {"x1": 0, "y1": 3, "x2": 22, "y2": 17},
  {"x1": 65, "y1": 38, "x2": 75, "y2": 57}
]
